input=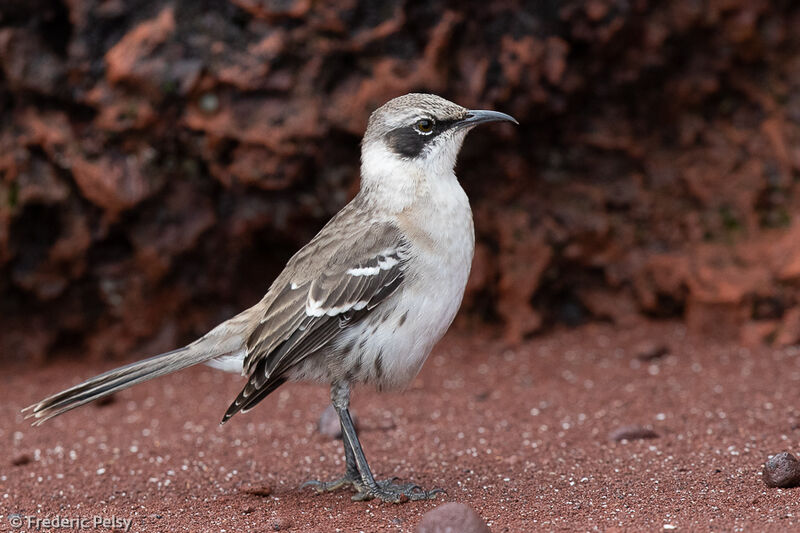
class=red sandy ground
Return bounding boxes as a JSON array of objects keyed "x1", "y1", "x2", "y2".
[{"x1": 2, "y1": 321, "x2": 800, "y2": 532}]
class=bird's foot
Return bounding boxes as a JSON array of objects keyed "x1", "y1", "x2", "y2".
[
  {"x1": 302, "y1": 472, "x2": 359, "y2": 493},
  {"x1": 351, "y1": 477, "x2": 444, "y2": 503}
]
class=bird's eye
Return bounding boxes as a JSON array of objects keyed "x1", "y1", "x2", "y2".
[{"x1": 415, "y1": 119, "x2": 434, "y2": 134}]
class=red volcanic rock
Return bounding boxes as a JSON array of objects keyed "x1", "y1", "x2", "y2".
[
  {"x1": 15, "y1": 155, "x2": 70, "y2": 206},
  {"x1": 11, "y1": 209, "x2": 91, "y2": 300},
  {"x1": 496, "y1": 212, "x2": 552, "y2": 344},
  {"x1": 0, "y1": 28, "x2": 65, "y2": 95},
  {"x1": 775, "y1": 307, "x2": 800, "y2": 347},
  {"x1": 70, "y1": 151, "x2": 155, "y2": 218},
  {"x1": 85, "y1": 82, "x2": 157, "y2": 133},
  {"x1": 230, "y1": 0, "x2": 312, "y2": 20},
  {"x1": 183, "y1": 95, "x2": 321, "y2": 152},
  {"x1": 2, "y1": 1, "x2": 800, "y2": 362},
  {"x1": 775, "y1": 222, "x2": 800, "y2": 282},
  {"x1": 105, "y1": 7, "x2": 196, "y2": 99},
  {"x1": 417, "y1": 503, "x2": 490, "y2": 533}
]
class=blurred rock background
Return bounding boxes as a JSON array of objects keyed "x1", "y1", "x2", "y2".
[{"x1": 1, "y1": 0, "x2": 799, "y2": 363}]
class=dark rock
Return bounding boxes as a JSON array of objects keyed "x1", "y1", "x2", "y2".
[
  {"x1": 763, "y1": 452, "x2": 800, "y2": 488},
  {"x1": 242, "y1": 485, "x2": 273, "y2": 497},
  {"x1": 0, "y1": 28, "x2": 65, "y2": 95},
  {"x1": 95, "y1": 394, "x2": 116, "y2": 407},
  {"x1": 635, "y1": 342, "x2": 670, "y2": 361},
  {"x1": 417, "y1": 502, "x2": 490, "y2": 533},
  {"x1": 609, "y1": 425, "x2": 659, "y2": 442},
  {"x1": 11, "y1": 454, "x2": 31, "y2": 466}
]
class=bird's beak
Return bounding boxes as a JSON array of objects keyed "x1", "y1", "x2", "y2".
[{"x1": 456, "y1": 109, "x2": 519, "y2": 130}]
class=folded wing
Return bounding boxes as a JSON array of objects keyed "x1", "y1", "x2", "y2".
[{"x1": 221, "y1": 222, "x2": 409, "y2": 422}]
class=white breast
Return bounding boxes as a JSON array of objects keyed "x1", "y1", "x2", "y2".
[{"x1": 354, "y1": 172, "x2": 475, "y2": 389}]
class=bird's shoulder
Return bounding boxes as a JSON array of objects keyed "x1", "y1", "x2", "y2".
[{"x1": 283, "y1": 199, "x2": 409, "y2": 284}]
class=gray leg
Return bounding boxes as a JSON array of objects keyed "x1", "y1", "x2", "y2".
[
  {"x1": 302, "y1": 412, "x2": 360, "y2": 492},
  {"x1": 304, "y1": 381, "x2": 443, "y2": 503}
]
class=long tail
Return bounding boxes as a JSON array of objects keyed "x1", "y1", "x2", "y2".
[{"x1": 22, "y1": 326, "x2": 244, "y2": 426}]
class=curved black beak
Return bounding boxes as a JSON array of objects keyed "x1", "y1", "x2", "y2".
[{"x1": 456, "y1": 109, "x2": 519, "y2": 130}]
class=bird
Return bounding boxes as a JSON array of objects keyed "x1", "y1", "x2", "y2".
[{"x1": 23, "y1": 93, "x2": 518, "y2": 503}]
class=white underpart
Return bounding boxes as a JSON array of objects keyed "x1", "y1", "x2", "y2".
[
  {"x1": 199, "y1": 318, "x2": 249, "y2": 373},
  {"x1": 206, "y1": 350, "x2": 245, "y2": 373},
  {"x1": 322, "y1": 129, "x2": 475, "y2": 389},
  {"x1": 370, "y1": 168, "x2": 474, "y2": 388}
]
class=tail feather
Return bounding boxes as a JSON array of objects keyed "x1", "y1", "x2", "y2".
[{"x1": 23, "y1": 340, "x2": 230, "y2": 426}]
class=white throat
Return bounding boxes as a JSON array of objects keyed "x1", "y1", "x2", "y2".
[{"x1": 358, "y1": 131, "x2": 469, "y2": 213}]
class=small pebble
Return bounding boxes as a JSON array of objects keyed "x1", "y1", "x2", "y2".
[
  {"x1": 417, "y1": 502, "x2": 490, "y2": 533},
  {"x1": 635, "y1": 342, "x2": 670, "y2": 361},
  {"x1": 242, "y1": 485, "x2": 273, "y2": 497},
  {"x1": 609, "y1": 425, "x2": 659, "y2": 442},
  {"x1": 95, "y1": 394, "x2": 116, "y2": 407},
  {"x1": 763, "y1": 451, "x2": 800, "y2": 488},
  {"x1": 11, "y1": 454, "x2": 31, "y2": 466},
  {"x1": 318, "y1": 405, "x2": 357, "y2": 439},
  {"x1": 271, "y1": 518, "x2": 292, "y2": 531}
]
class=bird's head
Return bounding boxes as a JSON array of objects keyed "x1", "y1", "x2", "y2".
[{"x1": 360, "y1": 93, "x2": 517, "y2": 201}]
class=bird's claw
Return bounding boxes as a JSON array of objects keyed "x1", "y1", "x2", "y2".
[
  {"x1": 303, "y1": 474, "x2": 443, "y2": 503},
  {"x1": 350, "y1": 478, "x2": 444, "y2": 503},
  {"x1": 301, "y1": 474, "x2": 358, "y2": 493}
]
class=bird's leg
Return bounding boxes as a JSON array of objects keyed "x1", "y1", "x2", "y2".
[
  {"x1": 302, "y1": 413, "x2": 360, "y2": 492},
  {"x1": 305, "y1": 381, "x2": 443, "y2": 503}
]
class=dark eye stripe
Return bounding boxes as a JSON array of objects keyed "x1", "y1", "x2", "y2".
[
  {"x1": 385, "y1": 118, "x2": 461, "y2": 159},
  {"x1": 385, "y1": 127, "x2": 427, "y2": 158}
]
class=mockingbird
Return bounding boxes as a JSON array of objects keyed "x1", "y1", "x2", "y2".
[{"x1": 23, "y1": 93, "x2": 517, "y2": 503}]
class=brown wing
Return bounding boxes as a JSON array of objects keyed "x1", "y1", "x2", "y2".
[{"x1": 221, "y1": 223, "x2": 409, "y2": 422}]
